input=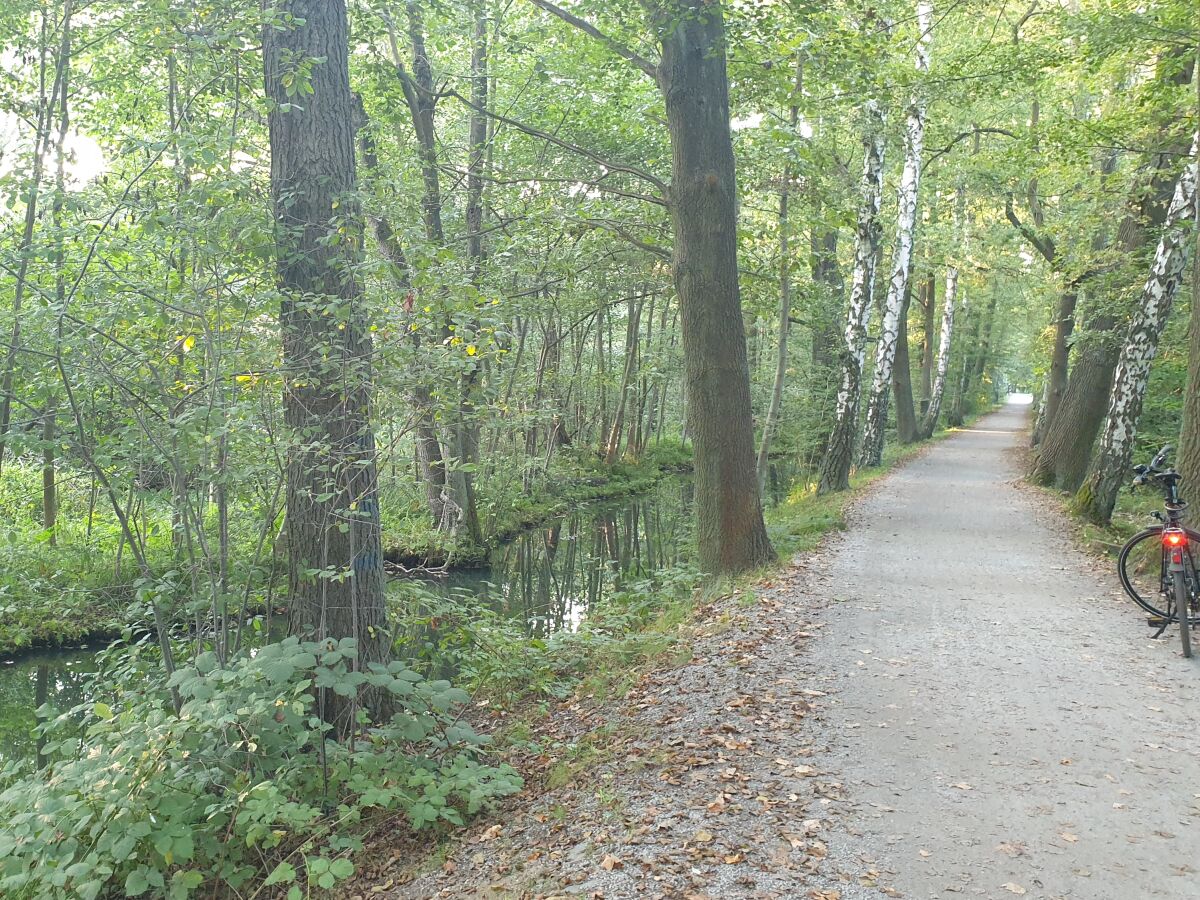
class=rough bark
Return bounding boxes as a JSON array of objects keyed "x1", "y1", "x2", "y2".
[
  {"x1": 817, "y1": 101, "x2": 886, "y2": 494},
  {"x1": 654, "y1": 0, "x2": 774, "y2": 572},
  {"x1": 1031, "y1": 289, "x2": 1078, "y2": 445},
  {"x1": 1075, "y1": 137, "x2": 1198, "y2": 524},
  {"x1": 859, "y1": 0, "x2": 932, "y2": 467},
  {"x1": 265, "y1": 0, "x2": 390, "y2": 726},
  {"x1": 1029, "y1": 319, "x2": 1118, "y2": 491},
  {"x1": 1177, "y1": 58, "x2": 1200, "y2": 522}
]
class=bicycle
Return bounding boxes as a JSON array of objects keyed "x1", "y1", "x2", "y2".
[{"x1": 1117, "y1": 445, "x2": 1200, "y2": 658}]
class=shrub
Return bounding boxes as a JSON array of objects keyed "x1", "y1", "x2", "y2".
[{"x1": 0, "y1": 637, "x2": 521, "y2": 899}]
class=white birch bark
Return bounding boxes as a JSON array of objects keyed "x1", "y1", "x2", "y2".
[
  {"x1": 922, "y1": 265, "x2": 957, "y2": 432},
  {"x1": 1077, "y1": 133, "x2": 1199, "y2": 523},
  {"x1": 816, "y1": 100, "x2": 886, "y2": 494},
  {"x1": 922, "y1": 182, "x2": 964, "y2": 435},
  {"x1": 859, "y1": 0, "x2": 933, "y2": 466}
]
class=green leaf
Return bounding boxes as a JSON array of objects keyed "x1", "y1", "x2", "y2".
[
  {"x1": 124, "y1": 870, "x2": 150, "y2": 896},
  {"x1": 265, "y1": 861, "x2": 297, "y2": 886}
]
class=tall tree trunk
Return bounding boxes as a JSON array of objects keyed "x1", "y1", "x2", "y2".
[
  {"x1": 654, "y1": 0, "x2": 773, "y2": 572},
  {"x1": 604, "y1": 298, "x2": 642, "y2": 464},
  {"x1": 946, "y1": 294, "x2": 974, "y2": 427},
  {"x1": 919, "y1": 270, "x2": 936, "y2": 414},
  {"x1": 920, "y1": 262, "x2": 958, "y2": 436},
  {"x1": 1029, "y1": 319, "x2": 1119, "y2": 490},
  {"x1": 859, "y1": 0, "x2": 932, "y2": 467},
  {"x1": 756, "y1": 56, "x2": 802, "y2": 491},
  {"x1": 1075, "y1": 138, "x2": 1198, "y2": 524},
  {"x1": 352, "y1": 97, "x2": 449, "y2": 530},
  {"x1": 892, "y1": 283, "x2": 919, "y2": 444},
  {"x1": 1174, "y1": 56, "x2": 1200, "y2": 520},
  {"x1": 817, "y1": 101, "x2": 886, "y2": 494},
  {"x1": 265, "y1": 0, "x2": 390, "y2": 727},
  {"x1": 387, "y1": 1, "x2": 482, "y2": 541},
  {"x1": 1030, "y1": 289, "x2": 1077, "y2": 446}
]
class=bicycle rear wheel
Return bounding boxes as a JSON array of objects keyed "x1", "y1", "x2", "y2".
[
  {"x1": 1117, "y1": 526, "x2": 1200, "y2": 619},
  {"x1": 1177, "y1": 569, "x2": 1193, "y2": 657}
]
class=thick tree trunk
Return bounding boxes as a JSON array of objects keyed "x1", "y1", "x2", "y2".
[
  {"x1": 859, "y1": 0, "x2": 932, "y2": 467},
  {"x1": 892, "y1": 283, "x2": 919, "y2": 444},
  {"x1": 265, "y1": 0, "x2": 390, "y2": 727},
  {"x1": 818, "y1": 101, "x2": 886, "y2": 494},
  {"x1": 1030, "y1": 289, "x2": 1077, "y2": 446},
  {"x1": 1176, "y1": 66, "x2": 1200, "y2": 521},
  {"x1": 1075, "y1": 139, "x2": 1198, "y2": 524},
  {"x1": 655, "y1": 1, "x2": 773, "y2": 572},
  {"x1": 1029, "y1": 319, "x2": 1118, "y2": 491}
]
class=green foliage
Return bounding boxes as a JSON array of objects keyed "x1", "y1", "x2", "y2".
[
  {"x1": 392, "y1": 564, "x2": 701, "y2": 705},
  {"x1": 0, "y1": 638, "x2": 520, "y2": 898}
]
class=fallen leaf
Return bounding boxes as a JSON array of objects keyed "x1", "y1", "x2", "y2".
[
  {"x1": 1002, "y1": 884, "x2": 1027, "y2": 895},
  {"x1": 600, "y1": 855, "x2": 622, "y2": 872},
  {"x1": 1060, "y1": 832, "x2": 1079, "y2": 843},
  {"x1": 695, "y1": 829, "x2": 715, "y2": 843}
]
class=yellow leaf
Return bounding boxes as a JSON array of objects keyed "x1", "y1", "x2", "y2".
[{"x1": 466, "y1": 344, "x2": 477, "y2": 356}]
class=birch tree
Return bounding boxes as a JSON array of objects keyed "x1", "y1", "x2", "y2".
[
  {"x1": 817, "y1": 101, "x2": 886, "y2": 494},
  {"x1": 859, "y1": 0, "x2": 933, "y2": 467},
  {"x1": 920, "y1": 183, "x2": 964, "y2": 436},
  {"x1": 1074, "y1": 135, "x2": 1199, "y2": 524}
]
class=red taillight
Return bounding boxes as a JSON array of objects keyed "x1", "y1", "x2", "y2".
[{"x1": 1164, "y1": 530, "x2": 1188, "y2": 548}]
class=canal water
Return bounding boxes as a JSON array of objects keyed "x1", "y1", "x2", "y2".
[{"x1": 0, "y1": 474, "x2": 698, "y2": 759}]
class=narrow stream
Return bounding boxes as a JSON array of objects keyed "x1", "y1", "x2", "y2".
[{"x1": 0, "y1": 474, "x2": 698, "y2": 761}]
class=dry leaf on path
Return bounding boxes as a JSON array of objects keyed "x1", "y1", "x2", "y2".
[
  {"x1": 1002, "y1": 883, "x2": 1027, "y2": 895},
  {"x1": 600, "y1": 854, "x2": 622, "y2": 872}
]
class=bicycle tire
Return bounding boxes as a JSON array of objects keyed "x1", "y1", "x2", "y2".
[
  {"x1": 1117, "y1": 526, "x2": 1200, "y2": 619},
  {"x1": 1178, "y1": 569, "x2": 1193, "y2": 657}
]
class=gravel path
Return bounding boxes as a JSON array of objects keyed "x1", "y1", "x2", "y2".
[
  {"x1": 368, "y1": 401, "x2": 1200, "y2": 899},
  {"x1": 805, "y1": 400, "x2": 1200, "y2": 900}
]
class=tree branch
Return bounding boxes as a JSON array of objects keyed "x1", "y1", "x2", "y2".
[
  {"x1": 526, "y1": 0, "x2": 659, "y2": 80},
  {"x1": 1004, "y1": 192, "x2": 1056, "y2": 264},
  {"x1": 446, "y1": 89, "x2": 668, "y2": 196},
  {"x1": 578, "y1": 217, "x2": 671, "y2": 258},
  {"x1": 923, "y1": 126, "x2": 1018, "y2": 172}
]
